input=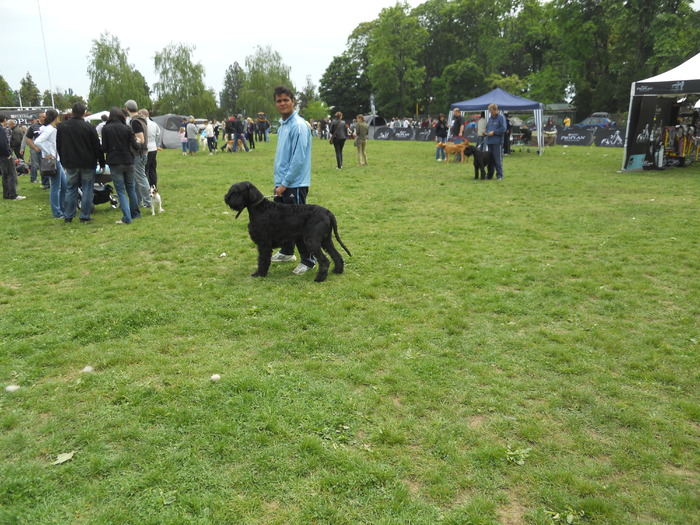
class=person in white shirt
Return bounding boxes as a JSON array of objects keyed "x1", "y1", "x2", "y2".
[
  {"x1": 139, "y1": 109, "x2": 161, "y2": 187},
  {"x1": 35, "y1": 109, "x2": 67, "y2": 218}
]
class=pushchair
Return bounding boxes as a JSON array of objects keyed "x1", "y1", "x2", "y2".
[{"x1": 77, "y1": 168, "x2": 119, "y2": 213}]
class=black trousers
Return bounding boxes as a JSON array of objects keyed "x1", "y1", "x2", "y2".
[
  {"x1": 274, "y1": 186, "x2": 314, "y2": 267},
  {"x1": 333, "y1": 139, "x2": 346, "y2": 168},
  {"x1": 146, "y1": 151, "x2": 158, "y2": 187}
]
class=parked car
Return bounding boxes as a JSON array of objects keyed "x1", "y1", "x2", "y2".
[{"x1": 574, "y1": 115, "x2": 616, "y2": 129}]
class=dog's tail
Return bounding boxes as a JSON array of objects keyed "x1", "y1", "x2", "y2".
[{"x1": 331, "y1": 214, "x2": 352, "y2": 256}]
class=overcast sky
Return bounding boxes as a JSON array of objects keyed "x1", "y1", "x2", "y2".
[
  {"x1": 4, "y1": 0, "x2": 698, "y2": 109},
  {"x1": 3, "y1": 0, "x2": 421, "y2": 107}
]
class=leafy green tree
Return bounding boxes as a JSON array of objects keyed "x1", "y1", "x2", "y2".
[
  {"x1": 552, "y1": 0, "x2": 614, "y2": 118},
  {"x1": 367, "y1": 3, "x2": 428, "y2": 117},
  {"x1": 319, "y1": 22, "x2": 374, "y2": 117},
  {"x1": 526, "y1": 65, "x2": 570, "y2": 103},
  {"x1": 431, "y1": 58, "x2": 486, "y2": 110},
  {"x1": 19, "y1": 73, "x2": 42, "y2": 106},
  {"x1": 485, "y1": 72, "x2": 526, "y2": 94},
  {"x1": 413, "y1": 0, "x2": 467, "y2": 113},
  {"x1": 297, "y1": 76, "x2": 318, "y2": 115},
  {"x1": 605, "y1": 0, "x2": 699, "y2": 109},
  {"x1": 300, "y1": 100, "x2": 331, "y2": 121},
  {"x1": 153, "y1": 43, "x2": 217, "y2": 117},
  {"x1": 238, "y1": 46, "x2": 294, "y2": 119},
  {"x1": 220, "y1": 62, "x2": 245, "y2": 116},
  {"x1": 87, "y1": 33, "x2": 152, "y2": 111},
  {"x1": 509, "y1": 0, "x2": 556, "y2": 75},
  {"x1": 0, "y1": 74, "x2": 16, "y2": 106},
  {"x1": 319, "y1": 54, "x2": 371, "y2": 117},
  {"x1": 43, "y1": 89, "x2": 87, "y2": 111}
]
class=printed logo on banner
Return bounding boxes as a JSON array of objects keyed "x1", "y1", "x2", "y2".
[
  {"x1": 393, "y1": 128, "x2": 414, "y2": 141},
  {"x1": 671, "y1": 81, "x2": 685, "y2": 92},
  {"x1": 595, "y1": 129, "x2": 624, "y2": 147},
  {"x1": 373, "y1": 127, "x2": 394, "y2": 140},
  {"x1": 556, "y1": 130, "x2": 594, "y2": 146},
  {"x1": 414, "y1": 129, "x2": 434, "y2": 141}
]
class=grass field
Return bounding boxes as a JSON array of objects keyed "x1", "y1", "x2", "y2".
[{"x1": 1, "y1": 137, "x2": 698, "y2": 524}]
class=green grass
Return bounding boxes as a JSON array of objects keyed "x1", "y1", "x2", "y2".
[{"x1": 1, "y1": 138, "x2": 698, "y2": 524}]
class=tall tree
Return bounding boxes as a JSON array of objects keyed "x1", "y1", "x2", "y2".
[
  {"x1": 238, "y1": 46, "x2": 294, "y2": 119},
  {"x1": 301, "y1": 100, "x2": 331, "y2": 121},
  {"x1": 87, "y1": 33, "x2": 151, "y2": 111},
  {"x1": 432, "y1": 58, "x2": 486, "y2": 110},
  {"x1": 19, "y1": 73, "x2": 42, "y2": 107},
  {"x1": 153, "y1": 43, "x2": 217, "y2": 117},
  {"x1": 220, "y1": 62, "x2": 245, "y2": 116},
  {"x1": 0, "y1": 74, "x2": 16, "y2": 106},
  {"x1": 367, "y1": 3, "x2": 428, "y2": 117},
  {"x1": 43, "y1": 88, "x2": 87, "y2": 111},
  {"x1": 319, "y1": 22, "x2": 374, "y2": 117},
  {"x1": 297, "y1": 76, "x2": 317, "y2": 115},
  {"x1": 414, "y1": 0, "x2": 466, "y2": 113}
]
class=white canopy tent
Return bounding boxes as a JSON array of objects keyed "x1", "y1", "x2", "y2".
[{"x1": 622, "y1": 52, "x2": 700, "y2": 170}]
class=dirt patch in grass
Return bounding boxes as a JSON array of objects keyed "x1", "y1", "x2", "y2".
[
  {"x1": 468, "y1": 415, "x2": 486, "y2": 429},
  {"x1": 497, "y1": 495, "x2": 527, "y2": 525}
]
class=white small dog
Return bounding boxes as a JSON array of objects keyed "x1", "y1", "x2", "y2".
[{"x1": 150, "y1": 186, "x2": 164, "y2": 215}]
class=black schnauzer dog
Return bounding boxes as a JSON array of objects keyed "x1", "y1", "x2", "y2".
[
  {"x1": 224, "y1": 181, "x2": 351, "y2": 282},
  {"x1": 464, "y1": 145, "x2": 494, "y2": 180}
]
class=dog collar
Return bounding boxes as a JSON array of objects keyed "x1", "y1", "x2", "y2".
[{"x1": 235, "y1": 196, "x2": 267, "y2": 219}]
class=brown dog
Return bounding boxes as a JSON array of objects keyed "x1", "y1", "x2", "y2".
[{"x1": 437, "y1": 141, "x2": 470, "y2": 163}]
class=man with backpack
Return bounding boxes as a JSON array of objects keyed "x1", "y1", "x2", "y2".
[{"x1": 124, "y1": 99, "x2": 150, "y2": 208}]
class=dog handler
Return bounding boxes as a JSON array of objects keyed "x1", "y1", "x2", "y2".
[
  {"x1": 485, "y1": 103, "x2": 507, "y2": 180},
  {"x1": 270, "y1": 85, "x2": 316, "y2": 276}
]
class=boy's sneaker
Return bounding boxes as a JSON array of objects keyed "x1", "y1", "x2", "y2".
[
  {"x1": 271, "y1": 252, "x2": 296, "y2": 262},
  {"x1": 292, "y1": 263, "x2": 310, "y2": 275}
]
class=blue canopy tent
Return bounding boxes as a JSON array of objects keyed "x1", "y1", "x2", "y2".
[{"x1": 450, "y1": 88, "x2": 544, "y2": 154}]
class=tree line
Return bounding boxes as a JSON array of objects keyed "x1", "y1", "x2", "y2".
[
  {"x1": 1, "y1": 1, "x2": 698, "y2": 122},
  {"x1": 320, "y1": 0, "x2": 700, "y2": 120},
  {"x1": 0, "y1": 33, "x2": 324, "y2": 122}
]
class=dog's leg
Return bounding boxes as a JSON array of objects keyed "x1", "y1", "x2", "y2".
[
  {"x1": 313, "y1": 249, "x2": 330, "y2": 282},
  {"x1": 252, "y1": 243, "x2": 272, "y2": 277},
  {"x1": 323, "y1": 238, "x2": 345, "y2": 274},
  {"x1": 305, "y1": 239, "x2": 329, "y2": 282}
]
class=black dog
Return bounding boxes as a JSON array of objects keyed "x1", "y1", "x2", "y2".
[
  {"x1": 224, "y1": 181, "x2": 351, "y2": 282},
  {"x1": 464, "y1": 145, "x2": 494, "y2": 180}
]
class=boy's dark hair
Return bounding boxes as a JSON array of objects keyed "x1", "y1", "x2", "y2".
[
  {"x1": 72, "y1": 102, "x2": 86, "y2": 118},
  {"x1": 273, "y1": 85, "x2": 294, "y2": 101}
]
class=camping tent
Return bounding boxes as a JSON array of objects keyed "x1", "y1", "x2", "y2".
[
  {"x1": 622, "y1": 52, "x2": 700, "y2": 170},
  {"x1": 450, "y1": 88, "x2": 544, "y2": 153}
]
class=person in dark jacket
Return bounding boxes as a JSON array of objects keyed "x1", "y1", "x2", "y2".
[
  {"x1": 223, "y1": 116, "x2": 235, "y2": 150},
  {"x1": 101, "y1": 107, "x2": 140, "y2": 224},
  {"x1": 0, "y1": 113, "x2": 25, "y2": 200},
  {"x1": 232, "y1": 114, "x2": 250, "y2": 152},
  {"x1": 329, "y1": 112, "x2": 348, "y2": 169},
  {"x1": 57, "y1": 102, "x2": 106, "y2": 223}
]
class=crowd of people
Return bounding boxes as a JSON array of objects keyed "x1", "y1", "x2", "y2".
[
  {"x1": 2, "y1": 95, "x2": 515, "y2": 230},
  {"x1": 0, "y1": 104, "x2": 280, "y2": 223}
]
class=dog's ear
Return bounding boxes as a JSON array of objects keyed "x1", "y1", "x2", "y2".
[{"x1": 245, "y1": 182, "x2": 262, "y2": 203}]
